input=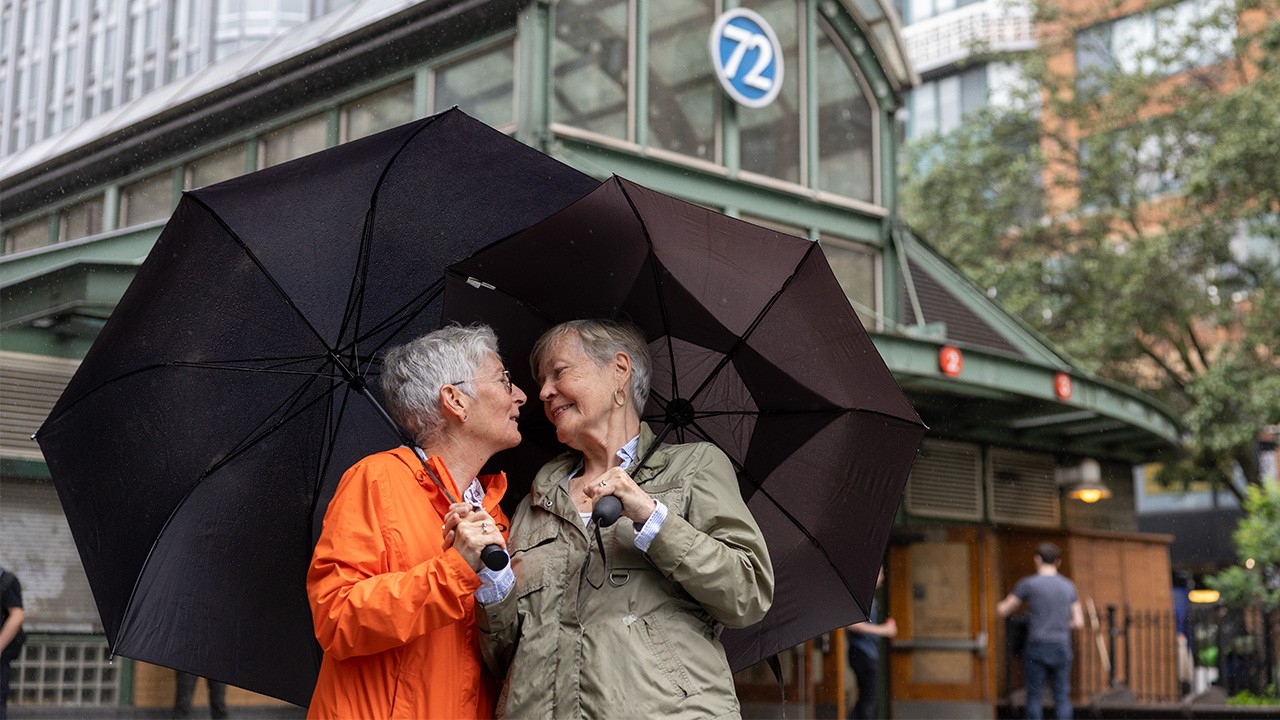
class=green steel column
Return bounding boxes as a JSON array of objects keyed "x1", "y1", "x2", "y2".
[
  {"x1": 326, "y1": 107, "x2": 341, "y2": 147},
  {"x1": 171, "y1": 166, "x2": 184, "y2": 206},
  {"x1": 517, "y1": 0, "x2": 554, "y2": 149},
  {"x1": 103, "y1": 185, "x2": 119, "y2": 231},
  {"x1": 804, "y1": 0, "x2": 818, "y2": 189},
  {"x1": 880, "y1": 102, "x2": 902, "y2": 327},
  {"x1": 244, "y1": 138, "x2": 259, "y2": 174},
  {"x1": 633, "y1": 0, "x2": 648, "y2": 148},
  {"x1": 721, "y1": 0, "x2": 739, "y2": 175},
  {"x1": 414, "y1": 68, "x2": 430, "y2": 118}
]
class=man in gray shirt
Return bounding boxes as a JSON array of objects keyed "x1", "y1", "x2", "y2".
[{"x1": 997, "y1": 542, "x2": 1084, "y2": 719}]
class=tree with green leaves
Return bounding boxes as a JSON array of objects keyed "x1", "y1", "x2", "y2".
[
  {"x1": 1207, "y1": 482, "x2": 1280, "y2": 609},
  {"x1": 899, "y1": 0, "x2": 1280, "y2": 498}
]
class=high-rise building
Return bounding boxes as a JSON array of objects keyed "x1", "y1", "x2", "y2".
[
  {"x1": 0, "y1": 0, "x2": 354, "y2": 157},
  {"x1": 894, "y1": 0, "x2": 1034, "y2": 140}
]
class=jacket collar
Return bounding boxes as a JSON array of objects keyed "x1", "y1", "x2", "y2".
[
  {"x1": 529, "y1": 423, "x2": 670, "y2": 507},
  {"x1": 385, "y1": 446, "x2": 508, "y2": 517}
]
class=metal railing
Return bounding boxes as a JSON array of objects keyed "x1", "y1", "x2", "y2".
[{"x1": 1186, "y1": 603, "x2": 1277, "y2": 697}]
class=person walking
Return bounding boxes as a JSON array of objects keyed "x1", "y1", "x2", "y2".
[
  {"x1": 172, "y1": 671, "x2": 228, "y2": 719},
  {"x1": 0, "y1": 566, "x2": 25, "y2": 720},
  {"x1": 846, "y1": 566, "x2": 896, "y2": 720},
  {"x1": 997, "y1": 542, "x2": 1084, "y2": 720}
]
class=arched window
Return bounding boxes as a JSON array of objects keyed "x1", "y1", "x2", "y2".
[
  {"x1": 551, "y1": 1, "x2": 883, "y2": 207},
  {"x1": 816, "y1": 19, "x2": 875, "y2": 203}
]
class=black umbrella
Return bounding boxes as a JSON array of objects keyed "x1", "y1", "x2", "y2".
[
  {"x1": 34, "y1": 109, "x2": 599, "y2": 706},
  {"x1": 445, "y1": 176, "x2": 927, "y2": 670}
]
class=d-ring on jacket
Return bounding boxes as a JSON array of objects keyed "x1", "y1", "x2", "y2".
[{"x1": 479, "y1": 423, "x2": 773, "y2": 719}]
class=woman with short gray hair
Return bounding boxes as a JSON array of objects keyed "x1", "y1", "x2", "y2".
[
  {"x1": 381, "y1": 323, "x2": 503, "y2": 447},
  {"x1": 308, "y1": 323, "x2": 528, "y2": 719}
]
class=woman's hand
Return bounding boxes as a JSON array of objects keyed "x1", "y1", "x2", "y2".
[
  {"x1": 441, "y1": 503, "x2": 505, "y2": 571},
  {"x1": 583, "y1": 466, "x2": 657, "y2": 525}
]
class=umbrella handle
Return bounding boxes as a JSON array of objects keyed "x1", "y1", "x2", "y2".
[
  {"x1": 592, "y1": 495, "x2": 623, "y2": 528},
  {"x1": 481, "y1": 544, "x2": 509, "y2": 571}
]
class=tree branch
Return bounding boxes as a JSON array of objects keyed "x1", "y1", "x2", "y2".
[
  {"x1": 1185, "y1": 318, "x2": 1212, "y2": 374},
  {"x1": 1136, "y1": 335, "x2": 1191, "y2": 396}
]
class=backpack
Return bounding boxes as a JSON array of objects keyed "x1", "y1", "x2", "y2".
[{"x1": 0, "y1": 570, "x2": 26, "y2": 663}]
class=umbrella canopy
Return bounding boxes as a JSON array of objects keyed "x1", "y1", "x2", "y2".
[
  {"x1": 34, "y1": 109, "x2": 599, "y2": 706},
  {"x1": 445, "y1": 176, "x2": 927, "y2": 670}
]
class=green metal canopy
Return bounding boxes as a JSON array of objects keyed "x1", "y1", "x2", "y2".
[{"x1": 876, "y1": 226, "x2": 1183, "y2": 463}]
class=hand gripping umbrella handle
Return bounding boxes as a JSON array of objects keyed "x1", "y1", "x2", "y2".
[
  {"x1": 586, "y1": 453, "x2": 659, "y2": 587},
  {"x1": 593, "y1": 437, "x2": 665, "y2": 529},
  {"x1": 408, "y1": 445, "x2": 509, "y2": 571}
]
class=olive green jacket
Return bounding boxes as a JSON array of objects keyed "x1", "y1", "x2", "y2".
[{"x1": 478, "y1": 424, "x2": 774, "y2": 719}]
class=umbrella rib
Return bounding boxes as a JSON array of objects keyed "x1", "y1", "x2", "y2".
[
  {"x1": 441, "y1": 269, "x2": 560, "y2": 326},
  {"x1": 615, "y1": 180, "x2": 683, "y2": 404},
  {"x1": 675, "y1": 415, "x2": 871, "y2": 618},
  {"x1": 339, "y1": 113, "x2": 446, "y2": 370},
  {"x1": 37, "y1": 357, "x2": 336, "y2": 435},
  {"x1": 310, "y1": 377, "x2": 355, "y2": 517},
  {"x1": 166, "y1": 360, "x2": 336, "y2": 377},
  {"x1": 185, "y1": 194, "x2": 338, "y2": 357},
  {"x1": 344, "y1": 279, "x2": 446, "y2": 376},
  {"x1": 685, "y1": 240, "x2": 823, "y2": 407},
  {"x1": 207, "y1": 371, "x2": 333, "y2": 477}
]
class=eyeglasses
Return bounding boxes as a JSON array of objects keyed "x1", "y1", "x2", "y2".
[{"x1": 451, "y1": 369, "x2": 513, "y2": 394}]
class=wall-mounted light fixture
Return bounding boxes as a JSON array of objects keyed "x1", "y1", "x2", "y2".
[{"x1": 1055, "y1": 458, "x2": 1112, "y2": 503}]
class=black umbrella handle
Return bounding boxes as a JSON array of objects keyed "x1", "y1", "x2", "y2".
[
  {"x1": 591, "y1": 495, "x2": 623, "y2": 528},
  {"x1": 480, "y1": 545, "x2": 509, "y2": 571}
]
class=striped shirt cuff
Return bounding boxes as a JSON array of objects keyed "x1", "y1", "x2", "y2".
[
  {"x1": 633, "y1": 500, "x2": 668, "y2": 553},
  {"x1": 475, "y1": 564, "x2": 515, "y2": 606}
]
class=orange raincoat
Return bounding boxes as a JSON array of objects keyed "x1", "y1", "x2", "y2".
[{"x1": 307, "y1": 447, "x2": 509, "y2": 719}]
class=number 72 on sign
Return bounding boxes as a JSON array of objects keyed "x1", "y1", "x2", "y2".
[{"x1": 710, "y1": 9, "x2": 784, "y2": 109}]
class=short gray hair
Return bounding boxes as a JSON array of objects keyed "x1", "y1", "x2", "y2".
[
  {"x1": 531, "y1": 319, "x2": 650, "y2": 415},
  {"x1": 381, "y1": 324, "x2": 498, "y2": 446}
]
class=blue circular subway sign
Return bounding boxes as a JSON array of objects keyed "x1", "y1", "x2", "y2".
[{"x1": 710, "y1": 9, "x2": 784, "y2": 109}]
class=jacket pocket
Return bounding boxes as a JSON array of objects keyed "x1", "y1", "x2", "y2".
[
  {"x1": 638, "y1": 608, "x2": 699, "y2": 700},
  {"x1": 511, "y1": 516, "x2": 561, "y2": 598}
]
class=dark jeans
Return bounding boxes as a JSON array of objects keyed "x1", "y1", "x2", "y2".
[
  {"x1": 848, "y1": 649, "x2": 879, "y2": 720},
  {"x1": 1023, "y1": 641, "x2": 1072, "y2": 720},
  {"x1": 1, "y1": 660, "x2": 10, "y2": 720},
  {"x1": 174, "y1": 671, "x2": 228, "y2": 720}
]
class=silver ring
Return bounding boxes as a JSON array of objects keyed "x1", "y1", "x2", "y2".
[
  {"x1": 599, "y1": 480, "x2": 607, "y2": 488},
  {"x1": 481, "y1": 522, "x2": 489, "y2": 532}
]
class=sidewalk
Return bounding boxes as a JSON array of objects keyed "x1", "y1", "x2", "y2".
[{"x1": 999, "y1": 686, "x2": 1280, "y2": 719}]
